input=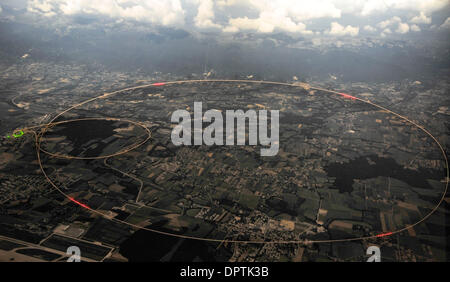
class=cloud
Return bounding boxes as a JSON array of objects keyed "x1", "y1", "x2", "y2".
[
  {"x1": 361, "y1": 0, "x2": 448, "y2": 16},
  {"x1": 27, "y1": 0, "x2": 58, "y2": 17},
  {"x1": 221, "y1": 0, "x2": 342, "y2": 34},
  {"x1": 194, "y1": 0, "x2": 221, "y2": 29},
  {"x1": 377, "y1": 16, "x2": 401, "y2": 29},
  {"x1": 221, "y1": 0, "x2": 341, "y2": 21},
  {"x1": 277, "y1": 0, "x2": 342, "y2": 21},
  {"x1": 327, "y1": 22, "x2": 359, "y2": 36},
  {"x1": 380, "y1": 28, "x2": 392, "y2": 37},
  {"x1": 411, "y1": 24, "x2": 421, "y2": 32},
  {"x1": 377, "y1": 16, "x2": 411, "y2": 34},
  {"x1": 396, "y1": 22, "x2": 410, "y2": 34},
  {"x1": 223, "y1": 14, "x2": 312, "y2": 34},
  {"x1": 363, "y1": 25, "x2": 376, "y2": 32},
  {"x1": 21, "y1": 0, "x2": 450, "y2": 36},
  {"x1": 28, "y1": 0, "x2": 186, "y2": 26},
  {"x1": 410, "y1": 12, "x2": 432, "y2": 24},
  {"x1": 439, "y1": 17, "x2": 450, "y2": 29},
  {"x1": 216, "y1": 0, "x2": 448, "y2": 19}
]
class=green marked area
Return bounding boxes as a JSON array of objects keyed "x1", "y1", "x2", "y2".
[{"x1": 12, "y1": 130, "x2": 24, "y2": 138}]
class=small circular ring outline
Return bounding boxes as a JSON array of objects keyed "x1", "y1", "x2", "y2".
[
  {"x1": 37, "y1": 117, "x2": 151, "y2": 160},
  {"x1": 12, "y1": 130, "x2": 24, "y2": 138}
]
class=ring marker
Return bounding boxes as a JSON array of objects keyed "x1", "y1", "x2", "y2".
[{"x1": 12, "y1": 130, "x2": 24, "y2": 138}]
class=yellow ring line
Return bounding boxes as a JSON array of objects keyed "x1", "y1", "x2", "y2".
[{"x1": 18, "y1": 79, "x2": 448, "y2": 245}]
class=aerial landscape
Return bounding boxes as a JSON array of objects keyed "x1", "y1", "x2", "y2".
[{"x1": 0, "y1": 0, "x2": 448, "y2": 266}]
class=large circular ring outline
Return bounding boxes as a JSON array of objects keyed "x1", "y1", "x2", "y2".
[{"x1": 25, "y1": 79, "x2": 448, "y2": 245}]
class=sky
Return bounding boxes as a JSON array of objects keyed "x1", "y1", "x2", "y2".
[{"x1": 1, "y1": 0, "x2": 449, "y2": 38}]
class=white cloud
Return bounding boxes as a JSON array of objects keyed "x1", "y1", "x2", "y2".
[
  {"x1": 21, "y1": 0, "x2": 450, "y2": 36},
  {"x1": 217, "y1": 0, "x2": 448, "y2": 19},
  {"x1": 377, "y1": 16, "x2": 411, "y2": 34},
  {"x1": 439, "y1": 17, "x2": 450, "y2": 29},
  {"x1": 377, "y1": 16, "x2": 401, "y2": 29},
  {"x1": 280, "y1": 0, "x2": 342, "y2": 21},
  {"x1": 328, "y1": 22, "x2": 359, "y2": 36},
  {"x1": 27, "y1": 0, "x2": 58, "y2": 17},
  {"x1": 194, "y1": 0, "x2": 221, "y2": 29},
  {"x1": 410, "y1": 12, "x2": 432, "y2": 24},
  {"x1": 222, "y1": 0, "x2": 341, "y2": 21},
  {"x1": 312, "y1": 38, "x2": 322, "y2": 45},
  {"x1": 222, "y1": 0, "x2": 341, "y2": 34},
  {"x1": 361, "y1": 0, "x2": 387, "y2": 16},
  {"x1": 396, "y1": 22, "x2": 410, "y2": 33},
  {"x1": 363, "y1": 25, "x2": 376, "y2": 32},
  {"x1": 28, "y1": 0, "x2": 186, "y2": 26},
  {"x1": 224, "y1": 13, "x2": 312, "y2": 34},
  {"x1": 411, "y1": 24, "x2": 421, "y2": 32},
  {"x1": 361, "y1": 0, "x2": 447, "y2": 16},
  {"x1": 380, "y1": 27, "x2": 392, "y2": 37}
]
